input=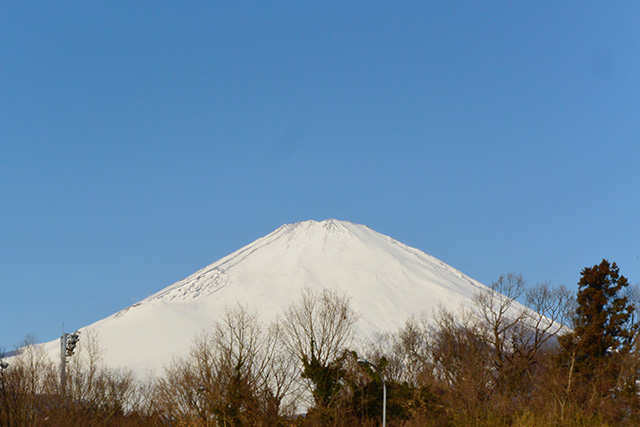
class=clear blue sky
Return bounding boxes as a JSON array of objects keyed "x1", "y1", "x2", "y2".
[{"x1": 2, "y1": 2, "x2": 639, "y2": 349}]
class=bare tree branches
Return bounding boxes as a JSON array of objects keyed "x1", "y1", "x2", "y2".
[
  {"x1": 155, "y1": 304, "x2": 299, "y2": 426},
  {"x1": 282, "y1": 288, "x2": 358, "y2": 408},
  {"x1": 283, "y1": 288, "x2": 358, "y2": 369}
]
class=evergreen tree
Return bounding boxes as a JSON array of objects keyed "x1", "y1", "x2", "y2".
[
  {"x1": 556, "y1": 261, "x2": 639, "y2": 422},
  {"x1": 572, "y1": 259, "x2": 636, "y2": 361}
]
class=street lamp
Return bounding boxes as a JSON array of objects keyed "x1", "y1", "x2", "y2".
[{"x1": 358, "y1": 358, "x2": 386, "y2": 427}]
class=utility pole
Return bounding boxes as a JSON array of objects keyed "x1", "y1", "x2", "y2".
[
  {"x1": 60, "y1": 333, "x2": 67, "y2": 392},
  {"x1": 60, "y1": 331, "x2": 80, "y2": 394}
]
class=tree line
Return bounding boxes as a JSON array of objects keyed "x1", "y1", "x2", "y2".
[{"x1": 1, "y1": 259, "x2": 638, "y2": 426}]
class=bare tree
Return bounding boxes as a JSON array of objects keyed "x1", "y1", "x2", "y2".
[
  {"x1": 282, "y1": 287, "x2": 358, "y2": 409},
  {"x1": 429, "y1": 307, "x2": 495, "y2": 424},
  {"x1": 0, "y1": 336, "x2": 57, "y2": 427},
  {"x1": 514, "y1": 282, "x2": 573, "y2": 360},
  {"x1": 624, "y1": 283, "x2": 640, "y2": 350},
  {"x1": 154, "y1": 304, "x2": 298, "y2": 426},
  {"x1": 260, "y1": 319, "x2": 301, "y2": 421},
  {"x1": 473, "y1": 273, "x2": 528, "y2": 374},
  {"x1": 150, "y1": 357, "x2": 205, "y2": 425},
  {"x1": 207, "y1": 304, "x2": 270, "y2": 425},
  {"x1": 69, "y1": 332, "x2": 139, "y2": 422},
  {"x1": 394, "y1": 314, "x2": 433, "y2": 386},
  {"x1": 470, "y1": 273, "x2": 580, "y2": 423}
]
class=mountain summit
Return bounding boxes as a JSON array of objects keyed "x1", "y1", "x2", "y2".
[{"x1": 45, "y1": 219, "x2": 493, "y2": 374}]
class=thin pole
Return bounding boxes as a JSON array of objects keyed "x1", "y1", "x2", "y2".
[
  {"x1": 60, "y1": 333, "x2": 68, "y2": 393},
  {"x1": 358, "y1": 359, "x2": 386, "y2": 427}
]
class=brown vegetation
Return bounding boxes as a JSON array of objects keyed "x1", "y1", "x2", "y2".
[{"x1": 1, "y1": 261, "x2": 638, "y2": 426}]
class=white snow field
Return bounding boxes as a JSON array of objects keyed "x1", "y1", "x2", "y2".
[{"x1": 41, "y1": 219, "x2": 508, "y2": 376}]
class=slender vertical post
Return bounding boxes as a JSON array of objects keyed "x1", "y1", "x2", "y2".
[
  {"x1": 358, "y1": 358, "x2": 386, "y2": 427},
  {"x1": 60, "y1": 333, "x2": 68, "y2": 393}
]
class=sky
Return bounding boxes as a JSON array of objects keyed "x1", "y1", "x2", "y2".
[{"x1": 1, "y1": 1, "x2": 639, "y2": 350}]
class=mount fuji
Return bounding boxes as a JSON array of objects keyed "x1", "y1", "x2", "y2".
[{"x1": 42, "y1": 219, "x2": 499, "y2": 375}]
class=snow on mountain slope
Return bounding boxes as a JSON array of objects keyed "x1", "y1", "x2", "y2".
[{"x1": 41, "y1": 219, "x2": 502, "y2": 375}]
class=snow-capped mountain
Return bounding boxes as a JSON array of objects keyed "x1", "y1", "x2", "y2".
[{"x1": 43, "y1": 219, "x2": 498, "y2": 375}]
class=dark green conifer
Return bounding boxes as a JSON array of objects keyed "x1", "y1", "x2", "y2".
[{"x1": 572, "y1": 259, "x2": 636, "y2": 361}]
